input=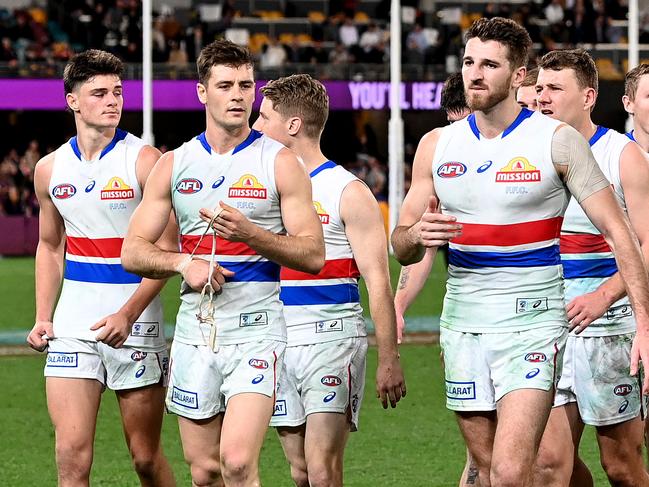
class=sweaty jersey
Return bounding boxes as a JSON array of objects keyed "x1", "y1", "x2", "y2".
[
  {"x1": 279, "y1": 161, "x2": 366, "y2": 346},
  {"x1": 560, "y1": 127, "x2": 634, "y2": 336},
  {"x1": 172, "y1": 130, "x2": 287, "y2": 346},
  {"x1": 50, "y1": 129, "x2": 165, "y2": 349},
  {"x1": 433, "y1": 109, "x2": 570, "y2": 333}
]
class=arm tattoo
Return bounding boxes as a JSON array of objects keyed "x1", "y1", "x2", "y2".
[{"x1": 397, "y1": 268, "x2": 410, "y2": 290}]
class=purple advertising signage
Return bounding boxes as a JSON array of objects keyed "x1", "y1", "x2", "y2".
[{"x1": 0, "y1": 79, "x2": 444, "y2": 111}]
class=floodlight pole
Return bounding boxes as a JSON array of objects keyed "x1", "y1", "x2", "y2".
[{"x1": 142, "y1": 0, "x2": 154, "y2": 145}]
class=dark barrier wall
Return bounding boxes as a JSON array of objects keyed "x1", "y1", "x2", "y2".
[{"x1": 0, "y1": 216, "x2": 38, "y2": 255}]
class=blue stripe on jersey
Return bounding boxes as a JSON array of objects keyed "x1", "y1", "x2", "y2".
[
  {"x1": 197, "y1": 130, "x2": 263, "y2": 155},
  {"x1": 626, "y1": 131, "x2": 636, "y2": 141},
  {"x1": 221, "y1": 260, "x2": 280, "y2": 282},
  {"x1": 561, "y1": 258, "x2": 618, "y2": 279},
  {"x1": 589, "y1": 126, "x2": 609, "y2": 146},
  {"x1": 64, "y1": 260, "x2": 142, "y2": 284},
  {"x1": 280, "y1": 283, "x2": 360, "y2": 305},
  {"x1": 467, "y1": 108, "x2": 533, "y2": 140},
  {"x1": 69, "y1": 129, "x2": 128, "y2": 161},
  {"x1": 448, "y1": 245, "x2": 560, "y2": 269},
  {"x1": 310, "y1": 160, "x2": 337, "y2": 178}
]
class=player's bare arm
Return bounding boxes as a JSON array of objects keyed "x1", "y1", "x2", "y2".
[
  {"x1": 553, "y1": 124, "x2": 649, "y2": 390},
  {"x1": 27, "y1": 153, "x2": 65, "y2": 352},
  {"x1": 122, "y1": 151, "x2": 233, "y2": 295},
  {"x1": 341, "y1": 180, "x2": 406, "y2": 409},
  {"x1": 567, "y1": 142, "x2": 649, "y2": 333},
  {"x1": 394, "y1": 248, "x2": 435, "y2": 343},
  {"x1": 391, "y1": 129, "x2": 461, "y2": 265},
  {"x1": 93, "y1": 145, "x2": 177, "y2": 348},
  {"x1": 199, "y1": 147, "x2": 324, "y2": 274}
]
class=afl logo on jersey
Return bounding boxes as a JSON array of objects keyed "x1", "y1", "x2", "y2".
[
  {"x1": 52, "y1": 184, "x2": 77, "y2": 199},
  {"x1": 176, "y1": 178, "x2": 203, "y2": 194},
  {"x1": 229, "y1": 174, "x2": 267, "y2": 199},
  {"x1": 437, "y1": 162, "x2": 466, "y2": 178}
]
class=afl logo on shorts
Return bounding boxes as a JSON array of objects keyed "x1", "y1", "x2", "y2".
[
  {"x1": 437, "y1": 162, "x2": 466, "y2": 178},
  {"x1": 524, "y1": 352, "x2": 547, "y2": 363},
  {"x1": 321, "y1": 375, "x2": 342, "y2": 386},
  {"x1": 52, "y1": 184, "x2": 77, "y2": 199},
  {"x1": 176, "y1": 178, "x2": 203, "y2": 194},
  {"x1": 248, "y1": 359, "x2": 269, "y2": 369},
  {"x1": 614, "y1": 384, "x2": 633, "y2": 396}
]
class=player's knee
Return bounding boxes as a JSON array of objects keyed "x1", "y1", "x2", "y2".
[
  {"x1": 490, "y1": 461, "x2": 530, "y2": 487},
  {"x1": 187, "y1": 457, "x2": 221, "y2": 486},
  {"x1": 289, "y1": 465, "x2": 309, "y2": 487},
  {"x1": 220, "y1": 450, "x2": 255, "y2": 484},
  {"x1": 601, "y1": 450, "x2": 644, "y2": 486},
  {"x1": 307, "y1": 461, "x2": 341, "y2": 487},
  {"x1": 532, "y1": 447, "x2": 566, "y2": 480},
  {"x1": 55, "y1": 440, "x2": 93, "y2": 481}
]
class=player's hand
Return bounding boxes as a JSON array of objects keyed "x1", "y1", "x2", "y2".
[
  {"x1": 91, "y1": 312, "x2": 133, "y2": 348},
  {"x1": 199, "y1": 201, "x2": 260, "y2": 243},
  {"x1": 27, "y1": 320, "x2": 54, "y2": 352},
  {"x1": 630, "y1": 330, "x2": 649, "y2": 395},
  {"x1": 415, "y1": 196, "x2": 462, "y2": 247},
  {"x1": 181, "y1": 258, "x2": 235, "y2": 293},
  {"x1": 566, "y1": 289, "x2": 610, "y2": 334},
  {"x1": 376, "y1": 355, "x2": 407, "y2": 409}
]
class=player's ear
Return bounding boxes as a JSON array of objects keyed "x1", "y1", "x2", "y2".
[
  {"x1": 66, "y1": 92, "x2": 79, "y2": 112},
  {"x1": 196, "y1": 82, "x2": 207, "y2": 105},
  {"x1": 287, "y1": 116, "x2": 302, "y2": 136},
  {"x1": 622, "y1": 95, "x2": 634, "y2": 115}
]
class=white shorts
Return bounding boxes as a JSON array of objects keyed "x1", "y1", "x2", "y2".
[
  {"x1": 440, "y1": 325, "x2": 567, "y2": 411},
  {"x1": 270, "y1": 337, "x2": 368, "y2": 431},
  {"x1": 554, "y1": 333, "x2": 645, "y2": 426},
  {"x1": 166, "y1": 339, "x2": 285, "y2": 420},
  {"x1": 44, "y1": 337, "x2": 169, "y2": 391}
]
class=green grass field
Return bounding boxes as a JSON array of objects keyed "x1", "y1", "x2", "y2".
[
  {"x1": 0, "y1": 256, "x2": 610, "y2": 485},
  {"x1": 0, "y1": 256, "x2": 447, "y2": 332}
]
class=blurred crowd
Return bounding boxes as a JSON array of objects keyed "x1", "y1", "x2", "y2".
[
  {"x1": 0, "y1": 140, "x2": 41, "y2": 217},
  {"x1": 0, "y1": 1, "x2": 639, "y2": 74}
]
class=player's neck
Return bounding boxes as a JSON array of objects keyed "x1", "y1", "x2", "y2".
[
  {"x1": 575, "y1": 119, "x2": 598, "y2": 143},
  {"x1": 473, "y1": 97, "x2": 523, "y2": 139},
  {"x1": 291, "y1": 139, "x2": 327, "y2": 172},
  {"x1": 632, "y1": 123, "x2": 649, "y2": 152},
  {"x1": 204, "y1": 122, "x2": 251, "y2": 154},
  {"x1": 75, "y1": 124, "x2": 117, "y2": 161}
]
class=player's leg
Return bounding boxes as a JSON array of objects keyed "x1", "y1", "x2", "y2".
[
  {"x1": 458, "y1": 449, "x2": 481, "y2": 486},
  {"x1": 585, "y1": 334, "x2": 649, "y2": 486},
  {"x1": 277, "y1": 426, "x2": 308, "y2": 487},
  {"x1": 273, "y1": 345, "x2": 309, "y2": 486},
  {"x1": 455, "y1": 412, "x2": 496, "y2": 487},
  {"x1": 533, "y1": 334, "x2": 586, "y2": 487},
  {"x1": 44, "y1": 338, "x2": 105, "y2": 487},
  {"x1": 218, "y1": 340, "x2": 284, "y2": 486},
  {"x1": 487, "y1": 325, "x2": 567, "y2": 487},
  {"x1": 532, "y1": 403, "x2": 584, "y2": 487},
  {"x1": 107, "y1": 346, "x2": 175, "y2": 486},
  {"x1": 46, "y1": 377, "x2": 102, "y2": 487},
  {"x1": 300, "y1": 338, "x2": 366, "y2": 487},
  {"x1": 441, "y1": 327, "x2": 497, "y2": 486},
  {"x1": 166, "y1": 341, "x2": 226, "y2": 486},
  {"x1": 597, "y1": 417, "x2": 649, "y2": 486},
  {"x1": 179, "y1": 415, "x2": 224, "y2": 487}
]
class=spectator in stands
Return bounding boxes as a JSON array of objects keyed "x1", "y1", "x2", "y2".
[
  {"x1": 364, "y1": 155, "x2": 387, "y2": 202},
  {"x1": 329, "y1": 42, "x2": 353, "y2": 64},
  {"x1": 0, "y1": 37, "x2": 17, "y2": 64},
  {"x1": 260, "y1": 36, "x2": 288, "y2": 69},
  {"x1": 167, "y1": 40, "x2": 188, "y2": 65},
  {"x1": 406, "y1": 23, "x2": 429, "y2": 64},
  {"x1": 23, "y1": 139, "x2": 39, "y2": 171},
  {"x1": 359, "y1": 22, "x2": 383, "y2": 53},
  {"x1": 301, "y1": 40, "x2": 330, "y2": 64},
  {"x1": 339, "y1": 16, "x2": 359, "y2": 48}
]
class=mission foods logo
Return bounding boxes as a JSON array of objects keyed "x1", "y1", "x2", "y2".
[
  {"x1": 101, "y1": 177, "x2": 135, "y2": 200},
  {"x1": 229, "y1": 174, "x2": 267, "y2": 199},
  {"x1": 314, "y1": 201, "x2": 330, "y2": 224},
  {"x1": 495, "y1": 157, "x2": 541, "y2": 183}
]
